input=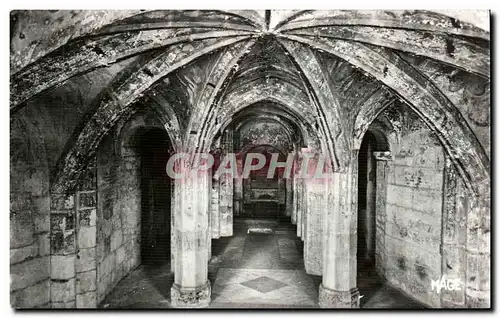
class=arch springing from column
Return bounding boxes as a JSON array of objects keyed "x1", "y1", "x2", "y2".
[{"x1": 284, "y1": 34, "x2": 489, "y2": 195}]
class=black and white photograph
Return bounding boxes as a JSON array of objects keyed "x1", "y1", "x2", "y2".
[{"x1": 8, "y1": 7, "x2": 492, "y2": 310}]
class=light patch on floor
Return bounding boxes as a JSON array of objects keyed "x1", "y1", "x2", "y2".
[
  {"x1": 247, "y1": 228, "x2": 273, "y2": 234},
  {"x1": 211, "y1": 268, "x2": 317, "y2": 307}
]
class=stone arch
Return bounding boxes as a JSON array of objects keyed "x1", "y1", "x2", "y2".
[
  {"x1": 364, "y1": 127, "x2": 391, "y2": 153},
  {"x1": 11, "y1": 8, "x2": 271, "y2": 110},
  {"x1": 94, "y1": 109, "x2": 175, "y2": 303},
  {"x1": 97, "y1": 10, "x2": 266, "y2": 33},
  {"x1": 203, "y1": 85, "x2": 322, "y2": 154},
  {"x1": 184, "y1": 39, "x2": 257, "y2": 150},
  {"x1": 355, "y1": 102, "x2": 449, "y2": 307},
  {"x1": 11, "y1": 10, "x2": 144, "y2": 74},
  {"x1": 284, "y1": 26, "x2": 488, "y2": 78},
  {"x1": 278, "y1": 39, "x2": 351, "y2": 172},
  {"x1": 51, "y1": 36, "x2": 249, "y2": 194},
  {"x1": 11, "y1": 30, "x2": 254, "y2": 111},
  {"x1": 275, "y1": 10, "x2": 489, "y2": 39},
  {"x1": 353, "y1": 89, "x2": 398, "y2": 150},
  {"x1": 233, "y1": 115, "x2": 296, "y2": 153},
  {"x1": 286, "y1": 34, "x2": 489, "y2": 195},
  {"x1": 115, "y1": 109, "x2": 167, "y2": 157},
  {"x1": 142, "y1": 93, "x2": 183, "y2": 152}
]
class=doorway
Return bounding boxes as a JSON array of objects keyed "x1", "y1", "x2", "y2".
[
  {"x1": 140, "y1": 129, "x2": 172, "y2": 264},
  {"x1": 242, "y1": 145, "x2": 286, "y2": 220},
  {"x1": 357, "y1": 132, "x2": 377, "y2": 272}
]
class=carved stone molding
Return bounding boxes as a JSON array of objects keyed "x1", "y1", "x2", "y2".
[
  {"x1": 170, "y1": 281, "x2": 211, "y2": 308},
  {"x1": 318, "y1": 284, "x2": 360, "y2": 308}
]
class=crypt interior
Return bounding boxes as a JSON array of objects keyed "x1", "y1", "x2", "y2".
[{"x1": 10, "y1": 10, "x2": 490, "y2": 309}]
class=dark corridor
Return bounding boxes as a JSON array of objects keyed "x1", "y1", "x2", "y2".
[
  {"x1": 357, "y1": 132, "x2": 377, "y2": 276},
  {"x1": 140, "y1": 129, "x2": 172, "y2": 264}
]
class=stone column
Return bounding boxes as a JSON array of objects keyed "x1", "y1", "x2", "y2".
[
  {"x1": 171, "y1": 165, "x2": 211, "y2": 308},
  {"x1": 233, "y1": 157, "x2": 244, "y2": 217},
  {"x1": 285, "y1": 178, "x2": 293, "y2": 218},
  {"x1": 291, "y1": 175, "x2": 298, "y2": 225},
  {"x1": 301, "y1": 192, "x2": 306, "y2": 241},
  {"x1": 294, "y1": 149, "x2": 309, "y2": 239},
  {"x1": 207, "y1": 173, "x2": 212, "y2": 261},
  {"x1": 211, "y1": 180, "x2": 220, "y2": 239},
  {"x1": 295, "y1": 178, "x2": 304, "y2": 238},
  {"x1": 171, "y1": 177, "x2": 177, "y2": 273},
  {"x1": 319, "y1": 163, "x2": 359, "y2": 308},
  {"x1": 373, "y1": 151, "x2": 391, "y2": 277},
  {"x1": 219, "y1": 130, "x2": 233, "y2": 237},
  {"x1": 303, "y1": 177, "x2": 324, "y2": 276},
  {"x1": 219, "y1": 175, "x2": 233, "y2": 237},
  {"x1": 303, "y1": 150, "x2": 327, "y2": 275}
]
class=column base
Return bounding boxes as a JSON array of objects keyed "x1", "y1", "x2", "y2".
[
  {"x1": 170, "y1": 281, "x2": 211, "y2": 308},
  {"x1": 318, "y1": 284, "x2": 360, "y2": 308}
]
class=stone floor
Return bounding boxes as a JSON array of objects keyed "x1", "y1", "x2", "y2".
[{"x1": 100, "y1": 218, "x2": 426, "y2": 309}]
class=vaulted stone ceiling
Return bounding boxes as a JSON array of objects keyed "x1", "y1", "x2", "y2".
[{"x1": 10, "y1": 10, "x2": 490, "y2": 195}]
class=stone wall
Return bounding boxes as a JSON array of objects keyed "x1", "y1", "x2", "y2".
[
  {"x1": 238, "y1": 120, "x2": 291, "y2": 151},
  {"x1": 441, "y1": 156, "x2": 490, "y2": 308},
  {"x1": 375, "y1": 118, "x2": 445, "y2": 307},
  {"x1": 10, "y1": 108, "x2": 51, "y2": 308},
  {"x1": 75, "y1": 163, "x2": 98, "y2": 308},
  {"x1": 49, "y1": 192, "x2": 77, "y2": 308},
  {"x1": 96, "y1": 127, "x2": 141, "y2": 305},
  {"x1": 10, "y1": 60, "x2": 149, "y2": 308},
  {"x1": 400, "y1": 54, "x2": 491, "y2": 157},
  {"x1": 440, "y1": 157, "x2": 468, "y2": 307}
]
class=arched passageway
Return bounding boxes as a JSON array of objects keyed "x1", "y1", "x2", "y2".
[
  {"x1": 139, "y1": 129, "x2": 173, "y2": 264},
  {"x1": 202, "y1": 100, "x2": 325, "y2": 308},
  {"x1": 357, "y1": 131, "x2": 378, "y2": 273},
  {"x1": 354, "y1": 105, "x2": 451, "y2": 308},
  {"x1": 241, "y1": 145, "x2": 287, "y2": 220},
  {"x1": 93, "y1": 112, "x2": 177, "y2": 306}
]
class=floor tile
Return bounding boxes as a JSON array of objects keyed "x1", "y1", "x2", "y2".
[
  {"x1": 240, "y1": 276, "x2": 289, "y2": 293},
  {"x1": 100, "y1": 218, "x2": 427, "y2": 309}
]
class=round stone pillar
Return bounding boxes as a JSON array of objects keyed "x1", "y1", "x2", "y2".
[
  {"x1": 319, "y1": 169, "x2": 359, "y2": 308},
  {"x1": 285, "y1": 178, "x2": 293, "y2": 217},
  {"x1": 170, "y1": 164, "x2": 211, "y2": 308},
  {"x1": 234, "y1": 157, "x2": 243, "y2": 216}
]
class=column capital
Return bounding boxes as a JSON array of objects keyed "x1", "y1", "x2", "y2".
[
  {"x1": 171, "y1": 281, "x2": 211, "y2": 308},
  {"x1": 318, "y1": 284, "x2": 360, "y2": 308}
]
